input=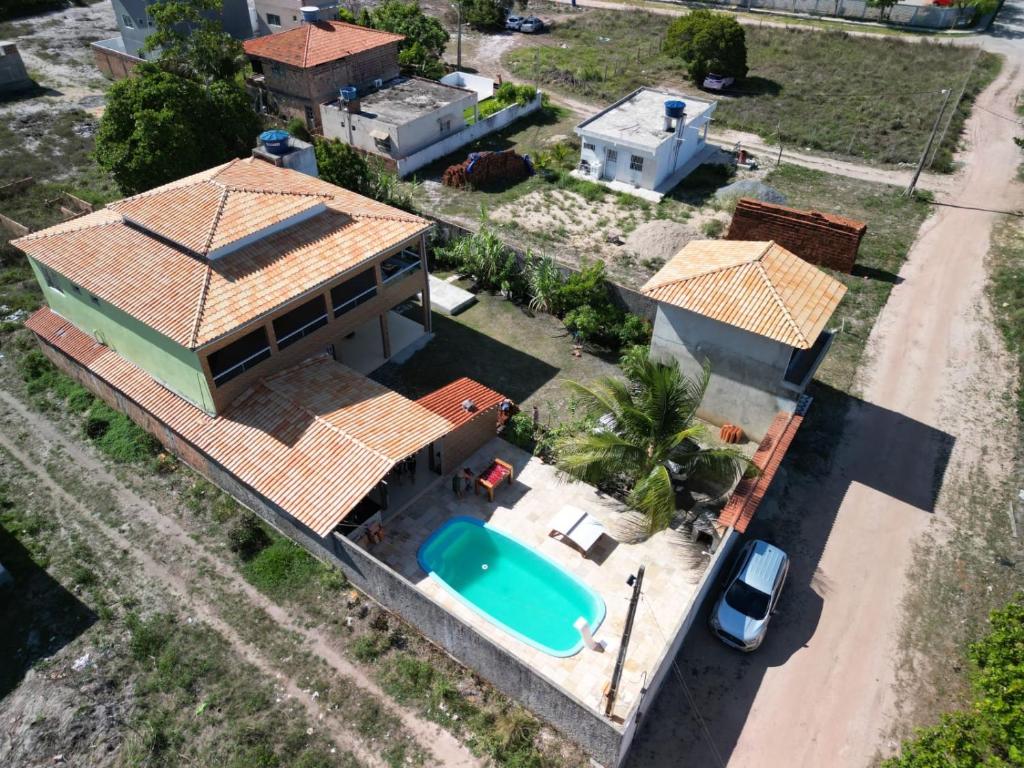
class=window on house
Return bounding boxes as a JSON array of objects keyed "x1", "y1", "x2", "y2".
[
  {"x1": 207, "y1": 327, "x2": 271, "y2": 387},
  {"x1": 70, "y1": 283, "x2": 82, "y2": 295},
  {"x1": 380, "y1": 250, "x2": 421, "y2": 284},
  {"x1": 121, "y1": 14, "x2": 134, "y2": 28},
  {"x1": 267, "y1": 13, "x2": 282, "y2": 26},
  {"x1": 90, "y1": 295, "x2": 100, "y2": 307},
  {"x1": 251, "y1": 60, "x2": 264, "y2": 75},
  {"x1": 271, "y1": 63, "x2": 283, "y2": 76},
  {"x1": 273, "y1": 295, "x2": 328, "y2": 350},
  {"x1": 583, "y1": 142, "x2": 596, "y2": 152},
  {"x1": 439, "y1": 118, "x2": 451, "y2": 134},
  {"x1": 331, "y1": 268, "x2": 377, "y2": 317},
  {"x1": 304, "y1": 105, "x2": 316, "y2": 127},
  {"x1": 137, "y1": 18, "x2": 146, "y2": 26},
  {"x1": 606, "y1": 148, "x2": 618, "y2": 162},
  {"x1": 629, "y1": 154, "x2": 644, "y2": 172},
  {"x1": 42, "y1": 267, "x2": 62, "y2": 293}
]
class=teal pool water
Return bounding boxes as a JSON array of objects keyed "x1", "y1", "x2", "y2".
[{"x1": 418, "y1": 516, "x2": 606, "y2": 657}]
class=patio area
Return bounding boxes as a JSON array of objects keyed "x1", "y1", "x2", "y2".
[
  {"x1": 366, "y1": 437, "x2": 711, "y2": 720},
  {"x1": 335, "y1": 309, "x2": 429, "y2": 375}
]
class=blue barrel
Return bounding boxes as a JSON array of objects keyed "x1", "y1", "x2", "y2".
[
  {"x1": 664, "y1": 100, "x2": 686, "y2": 118},
  {"x1": 340, "y1": 85, "x2": 358, "y2": 102},
  {"x1": 300, "y1": 6, "x2": 320, "y2": 22},
  {"x1": 259, "y1": 129, "x2": 290, "y2": 155}
]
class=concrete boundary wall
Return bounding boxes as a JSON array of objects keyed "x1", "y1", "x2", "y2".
[
  {"x1": 32, "y1": 333, "x2": 632, "y2": 767},
  {"x1": 663, "y1": 0, "x2": 972, "y2": 29},
  {"x1": 394, "y1": 95, "x2": 543, "y2": 177},
  {"x1": 615, "y1": 528, "x2": 739, "y2": 764}
]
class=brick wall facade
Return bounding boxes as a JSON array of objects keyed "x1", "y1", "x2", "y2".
[
  {"x1": 726, "y1": 198, "x2": 867, "y2": 273},
  {"x1": 439, "y1": 405, "x2": 501, "y2": 476}
]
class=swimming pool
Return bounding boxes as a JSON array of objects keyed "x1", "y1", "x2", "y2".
[{"x1": 418, "y1": 516, "x2": 606, "y2": 657}]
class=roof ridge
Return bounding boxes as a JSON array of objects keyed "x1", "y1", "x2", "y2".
[
  {"x1": 260, "y1": 358, "x2": 396, "y2": 465},
  {"x1": 302, "y1": 21, "x2": 313, "y2": 67},
  {"x1": 348, "y1": 209, "x2": 425, "y2": 225},
  {"x1": 188, "y1": 264, "x2": 214, "y2": 349},
  {"x1": 646, "y1": 240, "x2": 766, "y2": 292},
  {"x1": 754, "y1": 244, "x2": 809, "y2": 347},
  {"x1": 113, "y1": 161, "x2": 234, "y2": 206},
  {"x1": 200, "y1": 185, "x2": 232, "y2": 255},
  {"x1": 224, "y1": 184, "x2": 331, "y2": 200}
]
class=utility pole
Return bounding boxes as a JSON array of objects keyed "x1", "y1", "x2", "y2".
[
  {"x1": 905, "y1": 88, "x2": 951, "y2": 197},
  {"x1": 605, "y1": 565, "x2": 644, "y2": 718},
  {"x1": 776, "y1": 120, "x2": 783, "y2": 167},
  {"x1": 456, "y1": 1, "x2": 462, "y2": 71}
]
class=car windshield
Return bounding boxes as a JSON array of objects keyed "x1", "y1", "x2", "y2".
[{"x1": 725, "y1": 579, "x2": 770, "y2": 619}]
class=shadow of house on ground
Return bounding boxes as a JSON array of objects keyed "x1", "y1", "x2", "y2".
[
  {"x1": 0, "y1": 525, "x2": 97, "y2": 699},
  {"x1": 623, "y1": 382, "x2": 954, "y2": 767},
  {"x1": 371, "y1": 309, "x2": 560, "y2": 404}
]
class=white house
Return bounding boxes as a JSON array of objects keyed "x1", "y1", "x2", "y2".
[{"x1": 574, "y1": 87, "x2": 717, "y2": 200}]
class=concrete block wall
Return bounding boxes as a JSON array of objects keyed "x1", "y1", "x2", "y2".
[
  {"x1": 32, "y1": 333, "x2": 635, "y2": 767},
  {"x1": 726, "y1": 198, "x2": 866, "y2": 273},
  {"x1": 0, "y1": 43, "x2": 32, "y2": 92}
]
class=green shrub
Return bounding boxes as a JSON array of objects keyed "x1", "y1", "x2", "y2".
[
  {"x1": 241, "y1": 539, "x2": 322, "y2": 599},
  {"x1": 352, "y1": 634, "x2": 389, "y2": 662},
  {"x1": 553, "y1": 260, "x2": 612, "y2": 317},
  {"x1": 494, "y1": 82, "x2": 537, "y2": 107},
  {"x1": 227, "y1": 513, "x2": 270, "y2": 561},
  {"x1": 617, "y1": 313, "x2": 652, "y2": 347},
  {"x1": 84, "y1": 401, "x2": 160, "y2": 463},
  {"x1": 505, "y1": 412, "x2": 536, "y2": 450},
  {"x1": 285, "y1": 117, "x2": 312, "y2": 142},
  {"x1": 664, "y1": 10, "x2": 747, "y2": 84},
  {"x1": 702, "y1": 218, "x2": 725, "y2": 238},
  {"x1": 18, "y1": 349, "x2": 61, "y2": 395},
  {"x1": 564, "y1": 304, "x2": 602, "y2": 343},
  {"x1": 435, "y1": 228, "x2": 519, "y2": 292},
  {"x1": 128, "y1": 612, "x2": 174, "y2": 662}
]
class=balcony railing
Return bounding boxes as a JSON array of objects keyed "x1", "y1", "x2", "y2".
[
  {"x1": 333, "y1": 285, "x2": 378, "y2": 318},
  {"x1": 211, "y1": 346, "x2": 271, "y2": 386},
  {"x1": 381, "y1": 249, "x2": 422, "y2": 285},
  {"x1": 275, "y1": 312, "x2": 328, "y2": 350}
]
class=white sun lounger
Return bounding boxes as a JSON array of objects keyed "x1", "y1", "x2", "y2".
[{"x1": 549, "y1": 505, "x2": 606, "y2": 557}]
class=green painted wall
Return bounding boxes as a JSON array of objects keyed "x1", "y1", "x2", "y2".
[{"x1": 27, "y1": 258, "x2": 216, "y2": 413}]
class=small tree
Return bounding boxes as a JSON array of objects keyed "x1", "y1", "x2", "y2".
[
  {"x1": 460, "y1": 0, "x2": 513, "y2": 30},
  {"x1": 143, "y1": 0, "x2": 246, "y2": 82},
  {"x1": 359, "y1": 0, "x2": 449, "y2": 79},
  {"x1": 664, "y1": 10, "x2": 747, "y2": 85},
  {"x1": 315, "y1": 138, "x2": 372, "y2": 195},
  {"x1": 867, "y1": 0, "x2": 898, "y2": 21}
]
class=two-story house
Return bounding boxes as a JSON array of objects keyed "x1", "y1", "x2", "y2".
[
  {"x1": 16, "y1": 158, "x2": 508, "y2": 542},
  {"x1": 244, "y1": 19, "x2": 403, "y2": 130}
]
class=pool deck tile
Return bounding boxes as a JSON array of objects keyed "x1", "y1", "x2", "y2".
[{"x1": 365, "y1": 438, "x2": 709, "y2": 720}]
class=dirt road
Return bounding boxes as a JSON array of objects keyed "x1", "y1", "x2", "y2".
[{"x1": 626, "y1": 8, "x2": 1024, "y2": 768}]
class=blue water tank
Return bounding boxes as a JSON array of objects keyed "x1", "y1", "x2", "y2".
[
  {"x1": 300, "y1": 6, "x2": 320, "y2": 23},
  {"x1": 664, "y1": 100, "x2": 686, "y2": 118},
  {"x1": 259, "y1": 129, "x2": 290, "y2": 155},
  {"x1": 340, "y1": 85, "x2": 358, "y2": 102}
]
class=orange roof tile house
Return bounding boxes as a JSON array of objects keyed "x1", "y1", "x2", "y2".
[
  {"x1": 641, "y1": 240, "x2": 847, "y2": 440},
  {"x1": 244, "y1": 19, "x2": 404, "y2": 130}
]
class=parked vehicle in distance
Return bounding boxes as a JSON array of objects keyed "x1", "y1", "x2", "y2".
[
  {"x1": 520, "y1": 16, "x2": 545, "y2": 33},
  {"x1": 505, "y1": 15, "x2": 523, "y2": 30},
  {"x1": 709, "y1": 539, "x2": 789, "y2": 651},
  {"x1": 702, "y1": 73, "x2": 735, "y2": 91}
]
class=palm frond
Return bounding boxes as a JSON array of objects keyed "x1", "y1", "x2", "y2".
[{"x1": 627, "y1": 464, "x2": 676, "y2": 536}]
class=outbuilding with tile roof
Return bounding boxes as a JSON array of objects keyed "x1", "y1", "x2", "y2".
[
  {"x1": 244, "y1": 19, "x2": 403, "y2": 130},
  {"x1": 641, "y1": 239, "x2": 846, "y2": 440}
]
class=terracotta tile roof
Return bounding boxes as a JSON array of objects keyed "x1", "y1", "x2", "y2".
[
  {"x1": 243, "y1": 20, "x2": 403, "y2": 68},
  {"x1": 640, "y1": 240, "x2": 847, "y2": 349},
  {"x1": 14, "y1": 159, "x2": 429, "y2": 350},
  {"x1": 27, "y1": 307, "x2": 453, "y2": 537},
  {"x1": 718, "y1": 400, "x2": 808, "y2": 533},
  {"x1": 416, "y1": 377, "x2": 507, "y2": 428}
]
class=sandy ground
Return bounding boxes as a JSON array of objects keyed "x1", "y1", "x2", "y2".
[{"x1": 623, "y1": 5, "x2": 1024, "y2": 767}]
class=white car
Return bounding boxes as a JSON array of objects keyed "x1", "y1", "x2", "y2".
[
  {"x1": 702, "y1": 73, "x2": 735, "y2": 91},
  {"x1": 505, "y1": 15, "x2": 523, "y2": 30},
  {"x1": 709, "y1": 539, "x2": 789, "y2": 651},
  {"x1": 520, "y1": 16, "x2": 545, "y2": 33}
]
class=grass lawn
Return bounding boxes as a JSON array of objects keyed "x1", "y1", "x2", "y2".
[
  {"x1": 506, "y1": 10, "x2": 1000, "y2": 170},
  {"x1": 764, "y1": 164, "x2": 932, "y2": 396},
  {"x1": 373, "y1": 295, "x2": 622, "y2": 426}
]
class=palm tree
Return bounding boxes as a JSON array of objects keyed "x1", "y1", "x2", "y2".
[{"x1": 554, "y1": 356, "x2": 752, "y2": 536}]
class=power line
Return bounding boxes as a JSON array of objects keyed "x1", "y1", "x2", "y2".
[{"x1": 641, "y1": 595, "x2": 728, "y2": 768}]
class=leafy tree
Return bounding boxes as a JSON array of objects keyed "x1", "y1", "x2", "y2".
[
  {"x1": 952, "y1": 0, "x2": 1000, "y2": 23},
  {"x1": 315, "y1": 138, "x2": 372, "y2": 194},
  {"x1": 884, "y1": 595, "x2": 1024, "y2": 767},
  {"x1": 95, "y1": 67, "x2": 259, "y2": 194},
  {"x1": 664, "y1": 10, "x2": 748, "y2": 85},
  {"x1": 460, "y1": 0, "x2": 513, "y2": 30},
  {"x1": 142, "y1": 0, "x2": 245, "y2": 82},
  {"x1": 554, "y1": 355, "x2": 750, "y2": 535},
  {"x1": 359, "y1": 0, "x2": 449, "y2": 79}
]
